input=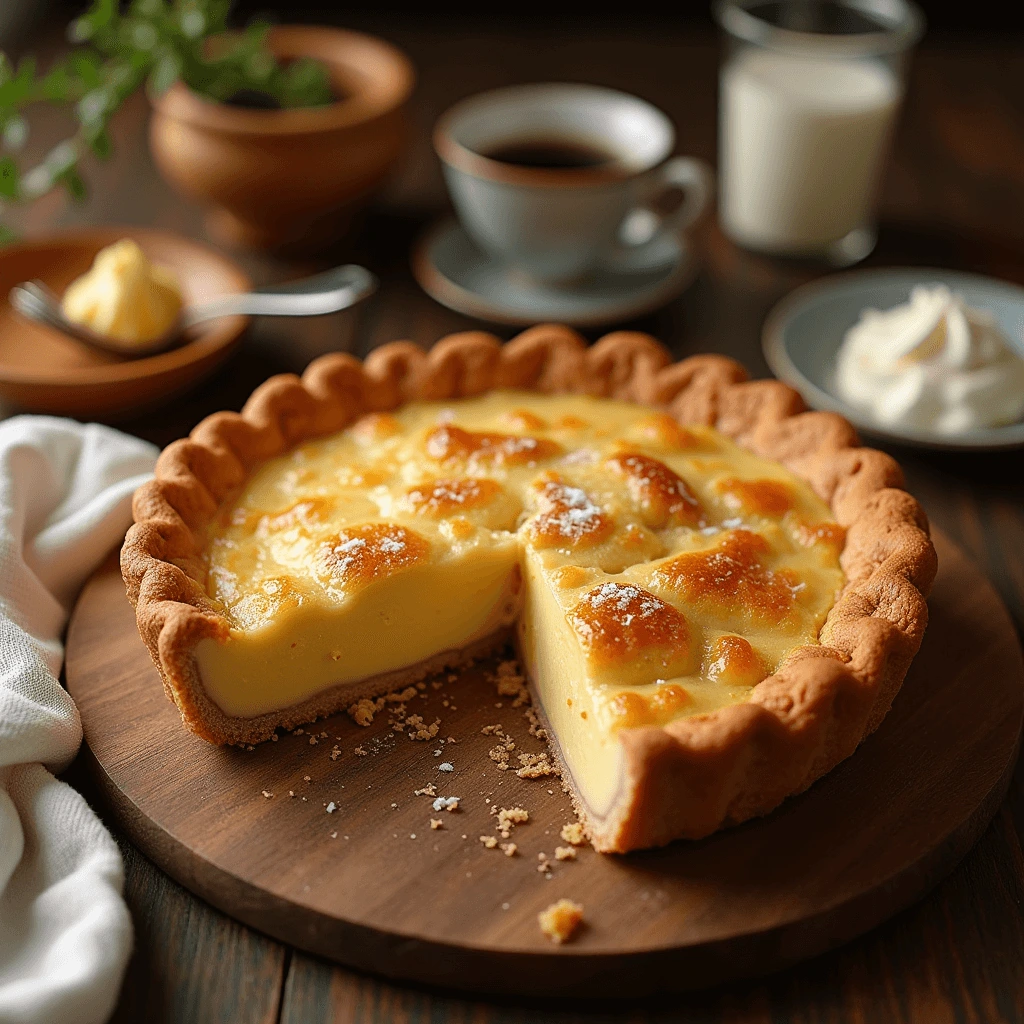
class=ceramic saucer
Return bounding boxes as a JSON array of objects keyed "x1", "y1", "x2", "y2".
[
  {"x1": 412, "y1": 218, "x2": 698, "y2": 327},
  {"x1": 763, "y1": 267, "x2": 1024, "y2": 452}
]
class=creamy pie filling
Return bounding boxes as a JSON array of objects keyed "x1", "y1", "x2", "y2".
[{"x1": 198, "y1": 391, "x2": 845, "y2": 817}]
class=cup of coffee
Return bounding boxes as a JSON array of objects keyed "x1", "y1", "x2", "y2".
[{"x1": 433, "y1": 84, "x2": 713, "y2": 285}]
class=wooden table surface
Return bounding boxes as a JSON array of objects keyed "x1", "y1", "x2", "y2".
[{"x1": 9, "y1": 16, "x2": 1024, "y2": 1023}]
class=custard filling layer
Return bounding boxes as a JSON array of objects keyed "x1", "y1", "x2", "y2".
[{"x1": 200, "y1": 391, "x2": 845, "y2": 811}]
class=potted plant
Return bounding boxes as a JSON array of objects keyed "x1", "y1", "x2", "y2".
[{"x1": 0, "y1": 0, "x2": 414, "y2": 250}]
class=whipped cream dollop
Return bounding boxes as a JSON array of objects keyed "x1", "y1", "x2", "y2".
[{"x1": 835, "y1": 284, "x2": 1024, "y2": 434}]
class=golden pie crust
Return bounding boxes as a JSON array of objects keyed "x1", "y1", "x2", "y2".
[{"x1": 121, "y1": 326, "x2": 936, "y2": 852}]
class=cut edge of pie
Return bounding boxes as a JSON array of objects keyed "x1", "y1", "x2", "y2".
[{"x1": 120, "y1": 325, "x2": 937, "y2": 853}]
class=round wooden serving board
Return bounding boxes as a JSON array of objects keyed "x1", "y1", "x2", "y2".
[{"x1": 65, "y1": 531, "x2": 1023, "y2": 997}]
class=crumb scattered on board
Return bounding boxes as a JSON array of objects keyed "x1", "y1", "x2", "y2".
[
  {"x1": 538, "y1": 899, "x2": 584, "y2": 944},
  {"x1": 255, "y1": 653, "x2": 594, "y2": 921},
  {"x1": 494, "y1": 806, "x2": 528, "y2": 839}
]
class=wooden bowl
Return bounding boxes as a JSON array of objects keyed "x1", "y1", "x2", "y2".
[
  {"x1": 0, "y1": 226, "x2": 251, "y2": 419},
  {"x1": 149, "y1": 26, "x2": 415, "y2": 252}
]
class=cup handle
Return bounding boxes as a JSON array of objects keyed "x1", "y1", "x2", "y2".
[{"x1": 615, "y1": 156, "x2": 715, "y2": 256}]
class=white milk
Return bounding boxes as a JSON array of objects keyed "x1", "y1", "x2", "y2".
[{"x1": 719, "y1": 49, "x2": 901, "y2": 253}]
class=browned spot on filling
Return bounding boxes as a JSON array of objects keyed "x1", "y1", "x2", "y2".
[
  {"x1": 608, "y1": 691, "x2": 648, "y2": 728},
  {"x1": 315, "y1": 523, "x2": 430, "y2": 593},
  {"x1": 652, "y1": 530, "x2": 800, "y2": 626},
  {"x1": 606, "y1": 452, "x2": 703, "y2": 529},
  {"x1": 501, "y1": 409, "x2": 548, "y2": 431},
  {"x1": 569, "y1": 582, "x2": 693, "y2": 672},
  {"x1": 608, "y1": 683, "x2": 691, "y2": 728},
  {"x1": 795, "y1": 520, "x2": 846, "y2": 552},
  {"x1": 525, "y1": 476, "x2": 614, "y2": 549},
  {"x1": 252, "y1": 497, "x2": 334, "y2": 537},
  {"x1": 704, "y1": 634, "x2": 766, "y2": 688},
  {"x1": 405, "y1": 477, "x2": 503, "y2": 517},
  {"x1": 650, "y1": 683, "x2": 692, "y2": 718},
  {"x1": 425, "y1": 424, "x2": 561, "y2": 468},
  {"x1": 351, "y1": 412, "x2": 403, "y2": 441},
  {"x1": 622, "y1": 523, "x2": 650, "y2": 549},
  {"x1": 716, "y1": 477, "x2": 794, "y2": 517},
  {"x1": 631, "y1": 413, "x2": 699, "y2": 450},
  {"x1": 448, "y1": 517, "x2": 475, "y2": 540},
  {"x1": 555, "y1": 415, "x2": 590, "y2": 430}
]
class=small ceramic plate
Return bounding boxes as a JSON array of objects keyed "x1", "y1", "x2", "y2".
[
  {"x1": 763, "y1": 267, "x2": 1024, "y2": 451},
  {"x1": 412, "y1": 218, "x2": 698, "y2": 327},
  {"x1": 0, "y1": 226, "x2": 251, "y2": 420}
]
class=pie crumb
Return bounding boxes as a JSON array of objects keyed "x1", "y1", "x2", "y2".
[
  {"x1": 500, "y1": 842, "x2": 517, "y2": 857},
  {"x1": 495, "y1": 806, "x2": 529, "y2": 838},
  {"x1": 347, "y1": 697, "x2": 384, "y2": 727},
  {"x1": 430, "y1": 818, "x2": 444, "y2": 830},
  {"x1": 560, "y1": 822, "x2": 587, "y2": 846},
  {"x1": 516, "y1": 752, "x2": 555, "y2": 778},
  {"x1": 538, "y1": 899, "x2": 583, "y2": 944},
  {"x1": 554, "y1": 846, "x2": 577, "y2": 861},
  {"x1": 261, "y1": 790, "x2": 272, "y2": 798},
  {"x1": 479, "y1": 835, "x2": 498, "y2": 849},
  {"x1": 493, "y1": 660, "x2": 530, "y2": 706}
]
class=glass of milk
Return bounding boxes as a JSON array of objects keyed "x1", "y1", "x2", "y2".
[{"x1": 715, "y1": 0, "x2": 924, "y2": 265}]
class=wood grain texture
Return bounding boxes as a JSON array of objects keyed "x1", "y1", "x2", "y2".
[
  {"x1": 277, "y1": 803, "x2": 1024, "y2": 1023},
  {"x1": 64, "y1": 531, "x2": 1022, "y2": 997}
]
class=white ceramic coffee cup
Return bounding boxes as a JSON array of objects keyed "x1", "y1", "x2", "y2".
[{"x1": 434, "y1": 83, "x2": 713, "y2": 286}]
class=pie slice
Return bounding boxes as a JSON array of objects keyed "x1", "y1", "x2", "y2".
[{"x1": 122, "y1": 327, "x2": 936, "y2": 852}]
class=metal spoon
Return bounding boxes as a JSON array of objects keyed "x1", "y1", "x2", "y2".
[{"x1": 9, "y1": 264, "x2": 377, "y2": 359}]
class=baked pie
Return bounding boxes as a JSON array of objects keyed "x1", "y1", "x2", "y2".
[{"x1": 122, "y1": 327, "x2": 936, "y2": 852}]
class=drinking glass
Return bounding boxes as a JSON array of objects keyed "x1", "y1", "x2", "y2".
[{"x1": 714, "y1": 0, "x2": 924, "y2": 265}]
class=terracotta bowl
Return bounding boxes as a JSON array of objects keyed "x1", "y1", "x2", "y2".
[
  {"x1": 0, "y1": 226, "x2": 250, "y2": 420},
  {"x1": 149, "y1": 26, "x2": 415, "y2": 252}
]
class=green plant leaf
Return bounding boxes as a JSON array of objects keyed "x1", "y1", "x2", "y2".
[
  {"x1": 40, "y1": 64, "x2": 73, "y2": 101},
  {"x1": 0, "y1": 157, "x2": 18, "y2": 199},
  {"x1": 60, "y1": 166, "x2": 87, "y2": 202},
  {"x1": 85, "y1": 126, "x2": 112, "y2": 159},
  {"x1": 0, "y1": 0, "x2": 339, "y2": 218},
  {"x1": 70, "y1": 52, "x2": 102, "y2": 89}
]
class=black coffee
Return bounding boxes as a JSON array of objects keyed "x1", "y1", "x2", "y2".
[{"x1": 482, "y1": 139, "x2": 615, "y2": 170}]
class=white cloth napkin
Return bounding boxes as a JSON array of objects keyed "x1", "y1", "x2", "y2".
[{"x1": 0, "y1": 415, "x2": 157, "y2": 1024}]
